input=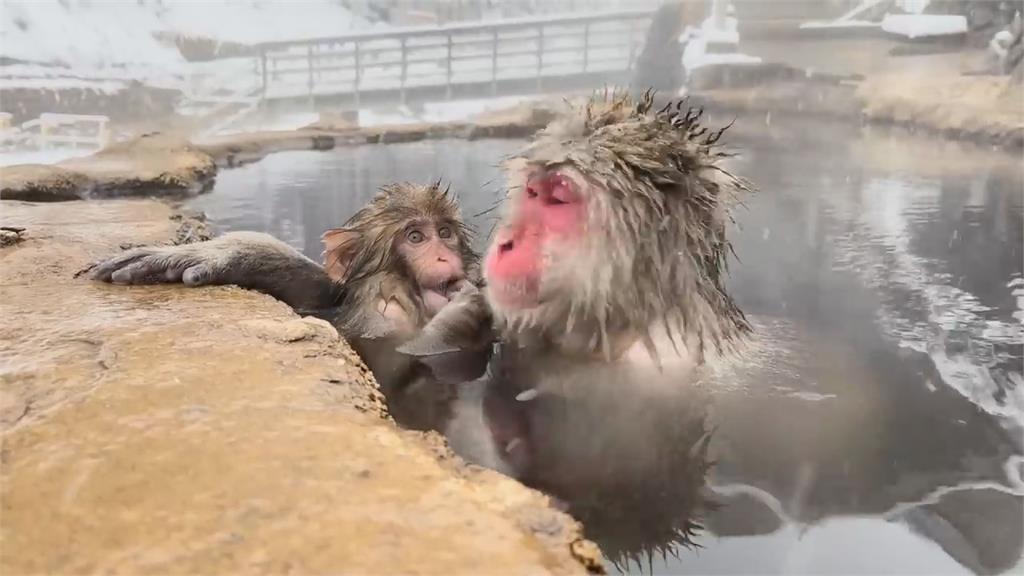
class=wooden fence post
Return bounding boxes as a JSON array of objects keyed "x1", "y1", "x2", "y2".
[
  {"x1": 446, "y1": 33, "x2": 453, "y2": 99},
  {"x1": 582, "y1": 21, "x2": 590, "y2": 73},
  {"x1": 490, "y1": 28, "x2": 499, "y2": 96},
  {"x1": 536, "y1": 25, "x2": 544, "y2": 92},
  {"x1": 400, "y1": 37, "x2": 408, "y2": 105},
  {"x1": 260, "y1": 49, "x2": 268, "y2": 98},
  {"x1": 354, "y1": 41, "x2": 361, "y2": 109}
]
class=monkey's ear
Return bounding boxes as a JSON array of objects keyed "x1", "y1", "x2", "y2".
[{"x1": 321, "y1": 228, "x2": 360, "y2": 283}]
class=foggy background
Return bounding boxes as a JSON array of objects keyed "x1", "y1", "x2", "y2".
[{"x1": 2, "y1": 0, "x2": 1020, "y2": 166}]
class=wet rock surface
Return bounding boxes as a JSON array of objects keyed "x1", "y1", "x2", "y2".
[
  {"x1": 197, "y1": 103, "x2": 562, "y2": 169},
  {"x1": 0, "y1": 199, "x2": 601, "y2": 575},
  {"x1": 0, "y1": 226, "x2": 26, "y2": 247},
  {"x1": 0, "y1": 133, "x2": 217, "y2": 202}
]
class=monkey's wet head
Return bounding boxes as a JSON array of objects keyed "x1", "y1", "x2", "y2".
[{"x1": 487, "y1": 90, "x2": 754, "y2": 357}]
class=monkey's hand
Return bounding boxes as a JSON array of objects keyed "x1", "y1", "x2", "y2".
[
  {"x1": 398, "y1": 283, "x2": 495, "y2": 384},
  {"x1": 400, "y1": 283, "x2": 494, "y2": 356},
  {"x1": 91, "y1": 231, "x2": 341, "y2": 310}
]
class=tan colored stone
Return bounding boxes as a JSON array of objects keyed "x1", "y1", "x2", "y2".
[
  {"x1": 691, "y1": 73, "x2": 1024, "y2": 149},
  {"x1": 0, "y1": 133, "x2": 216, "y2": 201},
  {"x1": 196, "y1": 129, "x2": 342, "y2": 168},
  {"x1": 857, "y1": 74, "x2": 1024, "y2": 147},
  {"x1": 0, "y1": 199, "x2": 602, "y2": 575}
]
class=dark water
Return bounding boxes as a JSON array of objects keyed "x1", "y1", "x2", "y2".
[{"x1": 188, "y1": 122, "x2": 1024, "y2": 575}]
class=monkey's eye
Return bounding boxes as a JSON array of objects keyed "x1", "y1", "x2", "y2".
[
  {"x1": 437, "y1": 226, "x2": 452, "y2": 239},
  {"x1": 407, "y1": 230, "x2": 426, "y2": 244},
  {"x1": 548, "y1": 176, "x2": 577, "y2": 205}
]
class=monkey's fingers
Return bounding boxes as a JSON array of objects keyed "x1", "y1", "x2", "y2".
[
  {"x1": 109, "y1": 257, "x2": 187, "y2": 285},
  {"x1": 181, "y1": 265, "x2": 215, "y2": 286},
  {"x1": 107, "y1": 251, "x2": 211, "y2": 285},
  {"x1": 91, "y1": 249, "x2": 158, "y2": 282},
  {"x1": 447, "y1": 278, "x2": 474, "y2": 297}
]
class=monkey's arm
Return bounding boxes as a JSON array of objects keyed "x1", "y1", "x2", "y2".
[
  {"x1": 397, "y1": 283, "x2": 495, "y2": 384},
  {"x1": 91, "y1": 231, "x2": 342, "y2": 311}
]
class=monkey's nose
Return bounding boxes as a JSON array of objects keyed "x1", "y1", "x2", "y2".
[{"x1": 498, "y1": 238, "x2": 515, "y2": 254}]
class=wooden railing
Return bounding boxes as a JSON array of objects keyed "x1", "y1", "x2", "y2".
[{"x1": 253, "y1": 9, "x2": 655, "y2": 103}]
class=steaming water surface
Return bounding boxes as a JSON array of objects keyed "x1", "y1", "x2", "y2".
[{"x1": 188, "y1": 122, "x2": 1024, "y2": 575}]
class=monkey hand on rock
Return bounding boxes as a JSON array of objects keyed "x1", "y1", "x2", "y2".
[
  {"x1": 91, "y1": 231, "x2": 341, "y2": 311},
  {"x1": 90, "y1": 182, "x2": 489, "y2": 428}
]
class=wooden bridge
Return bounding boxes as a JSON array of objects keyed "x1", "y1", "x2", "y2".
[{"x1": 252, "y1": 8, "x2": 656, "y2": 108}]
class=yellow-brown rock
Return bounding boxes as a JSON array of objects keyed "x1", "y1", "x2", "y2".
[{"x1": 0, "y1": 199, "x2": 602, "y2": 575}]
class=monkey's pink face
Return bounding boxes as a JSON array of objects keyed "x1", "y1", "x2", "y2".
[
  {"x1": 397, "y1": 221, "x2": 466, "y2": 315},
  {"x1": 485, "y1": 169, "x2": 587, "y2": 310}
]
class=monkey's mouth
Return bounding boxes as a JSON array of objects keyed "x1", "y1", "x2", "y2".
[{"x1": 420, "y1": 276, "x2": 465, "y2": 314}]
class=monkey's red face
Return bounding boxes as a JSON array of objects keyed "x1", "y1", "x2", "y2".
[
  {"x1": 485, "y1": 169, "x2": 587, "y2": 311},
  {"x1": 397, "y1": 221, "x2": 466, "y2": 315}
]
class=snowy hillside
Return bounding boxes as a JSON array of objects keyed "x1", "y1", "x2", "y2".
[
  {"x1": 156, "y1": 0, "x2": 374, "y2": 45},
  {"x1": 2, "y1": 1, "x2": 185, "y2": 84},
  {"x1": 1, "y1": 0, "x2": 375, "y2": 86}
]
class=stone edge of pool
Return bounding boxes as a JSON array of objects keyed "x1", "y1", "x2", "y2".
[
  {"x1": 1, "y1": 74, "x2": 1020, "y2": 203},
  {"x1": 689, "y1": 73, "x2": 1024, "y2": 150},
  {"x1": 0, "y1": 108, "x2": 555, "y2": 203},
  {"x1": 0, "y1": 198, "x2": 605, "y2": 575}
]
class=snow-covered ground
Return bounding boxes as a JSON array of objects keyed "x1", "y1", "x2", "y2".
[
  {"x1": 0, "y1": 0, "x2": 378, "y2": 93},
  {"x1": 358, "y1": 95, "x2": 546, "y2": 127},
  {"x1": 0, "y1": 146, "x2": 97, "y2": 167},
  {"x1": 682, "y1": 14, "x2": 763, "y2": 74},
  {"x1": 2, "y1": 1, "x2": 182, "y2": 70},
  {"x1": 799, "y1": 19, "x2": 880, "y2": 30},
  {"x1": 881, "y1": 14, "x2": 968, "y2": 39},
  {"x1": 156, "y1": 0, "x2": 376, "y2": 46},
  {"x1": 209, "y1": 111, "x2": 322, "y2": 137},
  {"x1": 198, "y1": 95, "x2": 547, "y2": 137},
  {"x1": 0, "y1": 67, "x2": 127, "y2": 93},
  {"x1": 798, "y1": 0, "x2": 972, "y2": 40}
]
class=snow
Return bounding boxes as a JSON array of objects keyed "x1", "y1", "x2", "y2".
[
  {"x1": 701, "y1": 13, "x2": 740, "y2": 46},
  {"x1": 214, "y1": 111, "x2": 320, "y2": 137},
  {"x1": 0, "y1": 146, "x2": 97, "y2": 167},
  {"x1": 0, "y1": 0, "x2": 377, "y2": 97},
  {"x1": 834, "y1": 0, "x2": 889, "y2": 21},
  {"x1": 1, "y1": 1, "x2": 185, "y2": 81},
  {"x1": 682, "y1": 16, "x2": 762, "y2": 73},
  {"x1": 0, "y1": 75, "x2": 126, "y2": 93},
  {"x1": 1, "y1": 3, "x2": 652, "y2": 108},
  {"x1": 895, "y1": 0, "x2": 932, "y2": 15},
  {"x1": 684, "y1": 46, "x2": 762, "y2": 71},
  {"x1": 198, "y1": 94, "x2": 546, "y2": 137},
  {"x1": 357, "y1": 95, "x2": 545, "y2": 127},
  {"x1": 881, "y1": 14, "x2": 968, "y2": 39},
  {"x1": 357, "y1": 108, "x2": 420, "y2": 127},
  {"x1": 156, "y1": 0, "x2": 374, "y2": 46},
  {"x1": 799, "y1": 19, "x2": 881, "y2": 30}
]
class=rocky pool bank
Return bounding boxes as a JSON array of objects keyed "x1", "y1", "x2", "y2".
[
  {"x1": 688, "y1": 72, "x2": 1023, "y2": 150},
  {"x1": 2, "y1": 72, "x2": 1018, "y2": 204},
  {"x1": 0, "y1": 199, "x2": 602, "y2": 574}
]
